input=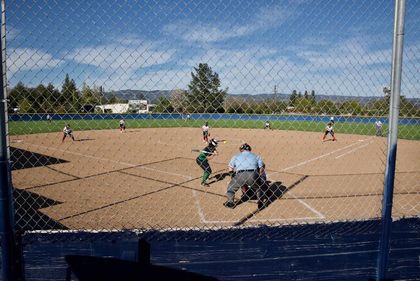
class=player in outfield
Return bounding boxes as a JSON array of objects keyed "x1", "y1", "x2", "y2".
[
  {"x1": 62, "y1": 124, "x2": 75, "y2": 143},
  {"x1": 119, "y1": 119, "x2": 126, "y2": 133},
  {"x1": 196, "y1": 138, "x2": 218, "y2": 187},
  {"x1": 322, "y1": 122, "x2": 337, "y2": 141},
  {"x1": 375, "y1": 120, "x2": 383, "y2": 136},
  {"x1": 202, "y1": 121, "x2": 210, "y2": 143}
]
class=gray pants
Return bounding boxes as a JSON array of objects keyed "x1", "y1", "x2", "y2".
[{"x1": 226, "y1": 171, "x2": 259, "y2": 202}]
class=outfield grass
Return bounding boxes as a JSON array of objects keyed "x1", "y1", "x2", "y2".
[{"x1": 7, "y1": 119, "x2": 420, "y2": 140}]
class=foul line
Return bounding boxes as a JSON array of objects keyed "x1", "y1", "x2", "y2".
[
  {"x1": 268, "y1": 138, "x2": 370, "y2": 176},
  {"x1": 334, "y1": 140, "x2": 374, "y2": 159},
  {"x1": 24, "y1": 142, "x2": 191, "y2": 179}
]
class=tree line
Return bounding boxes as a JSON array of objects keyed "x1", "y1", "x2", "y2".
[
  {"x1": 7, "y1": 74, "x2": 126, "y2": 114},
  {"x1": 7, "y1": 64, "x2": 419, "y2": 117}
]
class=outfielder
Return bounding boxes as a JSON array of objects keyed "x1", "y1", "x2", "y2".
[
  {"x1": 375, "y1": 120, "x2": 383, "y2": 136},
  {"x1": 224, "y1": 143, "x2": 265, "y2": 209},
  {"x1": 119, "y1": 119, "x2": 126, "y2": 133},
  {"x1": 62, "y1": 124, "x2": 75, "y2": 143},
  {"x1": 196, "y1": 138, "x2": 218, "y2": 187}
]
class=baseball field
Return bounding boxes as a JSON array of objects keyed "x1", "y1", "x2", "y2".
[{"x1": 9, "y1": 126, "x2": 420, "y2": 231}]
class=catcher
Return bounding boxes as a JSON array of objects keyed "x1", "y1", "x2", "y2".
[
  {"x1": 196, "y1": 138, "x2": 218, "y2": 187},
  {"x1": 62, "y1": 124, "x2": 75, "y2": 143}
]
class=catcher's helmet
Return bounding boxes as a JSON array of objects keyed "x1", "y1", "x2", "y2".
[
  {"x1": 209, "y1": 138, "x2": 218, "y2": 147},
  {"x1": 240, "y1": 143, "x2": 252, "y2": 151}
]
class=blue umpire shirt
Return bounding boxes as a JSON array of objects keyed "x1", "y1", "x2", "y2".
[{"x1": 228, "y1": 151, "x2": 264, "y2": 172}]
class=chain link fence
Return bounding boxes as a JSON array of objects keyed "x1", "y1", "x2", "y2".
[{"x1": 3, "y1": 0, "x2": 419, "y2": 238}]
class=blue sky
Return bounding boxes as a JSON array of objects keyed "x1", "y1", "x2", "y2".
[{"x1": 5, "y1": 0, "x2": 420, "y2": 97}]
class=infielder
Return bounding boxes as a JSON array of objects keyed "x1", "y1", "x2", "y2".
[
  {"x1": 322, "y1": 122, "x2": 336, "y2": 141},
  {"x1": 62, "y1": 124, "x2": 75, "y2": 143},
  {"x1": 196, "y1": 138, "x2": 218, "y2": 187},
  {"x1": 264, "y1": 121, "x2": 271, "y2": 130},
  {"x1": 224, "y1": 143, "x2": 265, "y2": 209},
  {"x1": 202, "y1": 121, "x2": 210, "y2": 143},
  {"x1": 119, "y1": 119, "x2": 126, "y2": 133}
]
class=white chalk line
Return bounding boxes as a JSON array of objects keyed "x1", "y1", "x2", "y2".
[
  {"x1": 285, "y1": 191, "x2": 325, "y2": 219},
  {"x1": 268, "y1": 138, "x2": 370, "y2": 176},
  {"x1": 24, "y1": 142, "x2": 191, "y2": 179},
  {"x1": 334, "y1": 140, "x2": 374, "y2": 159},
  {"x1": 25, "y1": 142, "x2": 327, "y2": 224},
  {"x1": 264, "y1": 138, "x2": 371, "y2": 219},
  {"x1": 192, "y1": 189, "x2": 207, "y2": 223}
]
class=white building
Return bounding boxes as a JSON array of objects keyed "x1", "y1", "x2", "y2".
[
  {"x1": 95, "y1": 103, "x2": 129, "y2": 114},
  {"x1": 96, "y1": 100, "x2": 156, "y2": 114},
  {"x1": 128, "y1": 100, "x2": 155, "y2": 113}
]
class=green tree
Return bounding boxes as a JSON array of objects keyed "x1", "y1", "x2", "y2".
[
  {"x1": 170, "y1": 89, "x2": 188, "y2": 113},
  {"x1": 339, "y1": 100, "x2": 363, "y2": 115},
  {"x1": 187, "y1": 63, "x2": 227, "y2": 113},
  {"x1": 18, "y1": 97, "x2": 33, "y2": 113},
  {"x1": 295, "y1": 97, "x2": 313, "y2": 113},
  {"x1": 304, "y1": 90, "x2": 309, "y2": 100},
  {"x1": 8, "y1": 82, "x2": 29, "y2": 113},
  {"x1": 46, "y1": 83, "x2": 61, "y2": 113},
  {"x1": 316, "y1": 99, "x2": 339, "y2": 115},
  {"x1": 310, "y1": 90, "x2": 315, "y2": 102},
  {"x1": 81, "y1": 83, "x2": 102, "y2": 106},
  {"x1": 224, "y1": 98, "x2": 245, "y2": 114},
  {"x1": 153, "y1": 97, "x2": 174, "y2": 113},
  {"x1": 61, "y1": 74, "x2": 80, "y2": 112},
  {"x1": 399, "y1": 96, "x2": 419, "y2": 117},
  {"x1": 289, "y1": 90, "x2": 297, "y2": 106}
]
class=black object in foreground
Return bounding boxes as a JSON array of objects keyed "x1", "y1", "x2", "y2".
[{"x1": 65, "y1": 239, "x2": 218, "y2": 281}]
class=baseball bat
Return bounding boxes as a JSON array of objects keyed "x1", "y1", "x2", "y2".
[{"x1": 191, "y1": 149, "x2": 217, "y2": 155}]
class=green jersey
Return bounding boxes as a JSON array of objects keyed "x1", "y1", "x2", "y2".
[{"x1": 197, "y1": 146, "x2": 216, "y2": 161}]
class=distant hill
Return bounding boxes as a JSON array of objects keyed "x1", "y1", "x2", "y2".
[{"x1": 105, "y1": 90, "x2": 420, "y2": 105}]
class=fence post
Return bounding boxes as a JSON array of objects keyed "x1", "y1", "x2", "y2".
[
  {"x1": 0, "y1": 0, "x2": 22, "y2": 279},
  {"x1": 376, "y1": 0, "x2": 406, "y2": 280}
]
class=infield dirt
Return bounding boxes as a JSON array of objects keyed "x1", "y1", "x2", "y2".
[{"x1": 9, "y1": 127, "x2": 420, "y2": 230}]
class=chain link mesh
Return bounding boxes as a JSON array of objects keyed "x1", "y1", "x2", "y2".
[{"x1": 4, "y1": 0, "x2": 419, "y2": 235}]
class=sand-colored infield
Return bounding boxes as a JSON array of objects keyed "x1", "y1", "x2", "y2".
[{"x1": 9, "y1": 127, "x2": 420, "y2": 230}]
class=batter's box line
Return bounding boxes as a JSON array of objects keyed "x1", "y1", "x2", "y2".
[
  {"x1": 192, "y1": 175, "x2": 325, "y2": 226},
  {"x1": 191, "y1": 189, "x2": 322, "y2": 225}
]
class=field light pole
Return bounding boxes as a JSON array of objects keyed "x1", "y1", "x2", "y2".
[{"x1": 376, "y1": 0, "x2": 406, "y2": 280}]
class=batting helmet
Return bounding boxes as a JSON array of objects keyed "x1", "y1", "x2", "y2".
[
  {"x1": 209, "y1": 138, "x2": 218, "y2": 147},
  {"x1": 240, "y1": 143, "x2": 251, "y2": 151}
]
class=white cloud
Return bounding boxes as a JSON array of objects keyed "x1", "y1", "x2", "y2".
[
  {"x1": 68, "y1": 42, "x2": 174, "y2": 72},
  {"x1": 7, "y1": 48, "x2": 64, "y2": 74},
  {"x1": 87, "y1": 68, "x2": 192, "y2": 91},
  {"x1": 163, "y1": 4, "x2": 291, "y2": 43}
]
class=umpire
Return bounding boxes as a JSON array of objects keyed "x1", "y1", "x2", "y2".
[{"x1": 224, "y1": 143, "x2": 265, "y2": 208}]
